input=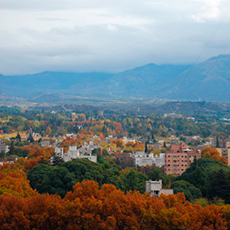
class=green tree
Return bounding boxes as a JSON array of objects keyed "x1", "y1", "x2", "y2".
[
  {"x1": 52, "y1": 155, "x2": 64, "y2": 166},
  {"x1": 27, "y1": 133, "x2": 34, "y2": 143},
  {"x1": 121, "y1": 168, "x2": 147, "y2": 193},
  {"x1": 172, "y1": 180, "x2": 202, "y2": 201},
  {"x1": 16, "y1": 133, "x2": 21, "y2": 142}
]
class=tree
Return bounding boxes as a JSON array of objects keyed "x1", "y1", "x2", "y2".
[
  {"x1": 216, "y1": 136, "x2": 220, "y2": 148},
  {"x1": 172, "y1": 180, "x2": 202, "y2": 201},
  {"x1": 177, "y1": 158, "x2": 230, "y2": 202},
  {"x1": 46, "y1": 126, "x2": 52, "y2": 136},
  {"x1": 16, "y1": 133, "x2": 21, "y2": 142},
  {"x1": 201, "y1": 147, "x2": 228, "y2": 165},
  {"x1": 120, "y1": 168, "x2": 147, "y2": 193},
  {"x1": 52, "y1": 154, "x2": 64, "y2": 166},
  {"x1": 8, "y1": 141, "x2": 15, "y2": 155},
  {"x1": 27, "y1": 133, "x2": 34, "y2": 143},
  {"x1": 0, "y1": 151, "x2": 5, "y2": 158},
  {"x1": 145, "y1": 141, "x2": 148, "y2": 153}
]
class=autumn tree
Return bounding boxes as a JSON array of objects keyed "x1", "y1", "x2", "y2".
[
  {"x1": 46, "y1": 125, "x2": 52, "y2": 136},
  {"x1": 201, "y1": 147, "x2": 228, "y2": 165}
]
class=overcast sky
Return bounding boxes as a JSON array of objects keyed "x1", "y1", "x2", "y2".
[{"x1": 0, "y1": 0, "x2": 229, "y2": 75}]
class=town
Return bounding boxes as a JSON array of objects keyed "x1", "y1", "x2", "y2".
[{"x1": 1, "y1": 106, "x2": 230, "y2": 229}]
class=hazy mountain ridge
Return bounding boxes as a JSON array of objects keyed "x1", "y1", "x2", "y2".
[{"x1": 0, "y1": 54, "x2": 229, "y2": 102}]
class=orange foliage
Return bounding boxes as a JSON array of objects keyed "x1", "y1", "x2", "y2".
[
  {"x1": 14, "y1": 157, "x2": 43, "y2": 173},
  {"x1": 60, "y1": 137, "x2": 81, "y2": 153},
  {"x1": 0, "y1": 164, "x2": 37, "y2": 197},
  {"x1": 201, "y1": 147, "x2": 228, "y2": 165},
  {"x1": 0, "y1": 180, "x2": 228, "y2": 229},
  {"x1": 99, "y1": 133, "x2": 105, "y2": 140},
  {"x1": 26, "y1": 147, "x2": 55, "y2": 160},
  {"x1": 125, "y1": 141, "x2": 144, "y2": 152},
  {"x1": 12, "y1": 146, "x2": 54, "y2": 173},
  {"x1": 112, "y1": 139, "x2": 125, "y2": 148}
]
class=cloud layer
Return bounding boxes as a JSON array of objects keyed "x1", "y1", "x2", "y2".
[{"x1": 0, "y1": 0, "x2": 229, "y2": 74}]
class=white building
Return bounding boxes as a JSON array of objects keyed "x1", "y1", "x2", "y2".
[
  {"x1": 153, "y1": 153, "x2": 165, "y2": 167},
  {"x1": 51, "y1": 145, "x2": 97, "y2": 164},
  {"x1": 0, "y1": 140, "x2": 9, "y2": 154},
  {"x1": 123, "y1": 136, "x2": 136, "y2": 144},
  {"x1": 131, "y1": 152, "x2": 165, "y2": 167},
  {"x1": 145, "y1": 180, "x2": 173, "y2": 197}
]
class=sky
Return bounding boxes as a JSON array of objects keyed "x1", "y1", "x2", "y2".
[{"x1": 0, "y1": 0, "x2": 230, "y2": 75}]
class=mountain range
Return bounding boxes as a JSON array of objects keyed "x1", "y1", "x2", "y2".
[{"x1": 1, "y1": 54, "x2": 230, "y2": 103}]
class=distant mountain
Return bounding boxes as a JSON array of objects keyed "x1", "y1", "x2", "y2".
[
  {"x1": 0, "y1": 54, "x2": 230, "y2": 102},
  {"x1": 106, "y1": 63, "x2": 191, "y2": 98},
  {"x1": 167, "y1": 55, "x2": 230, "y2": 101},
  {"x1": 0, "y1": 72, "x2": 113, "y2": 97},
  {"x1": 155, "y1": 101, "x2": 230, "y2": 115}
]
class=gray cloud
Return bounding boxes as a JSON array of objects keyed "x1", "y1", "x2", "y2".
[{"x1": 0, "y1": 0, "x2": 229, "y2": 74}]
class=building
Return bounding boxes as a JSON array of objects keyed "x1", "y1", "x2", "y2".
[
  {"x1": 0, "y1": 139, "x2": 9, "y2": 154},
  {"x1": 164, "y1": 113, "x2": 182, "y2": 118},
  {"x1": 51, "y1": 145, "x2": 97, "y2": 164},
  {"x1": 131, "y1": 152, "x2": 165, "y2": 167},
  {"x1": 216, "y1": 148, "x2": 230, "y2": 166},
  {"x1": 66, "y1": 133, "x2": 77, "y2": 138},
  {"x1": 145, "y1": 180, "x2": 173, "y2": 197},
  {"x1": 165, "y1": 144, "x2": 201, "y2": 175},
  {"x1": 40, "y1": 141, "x2": 50, "y2": 148},
  {"x1": 153, "y1": 153, "x2": 165, "y2": 167},
  {"x1": 26, "y1": 128, "x2": 41, "y2": 140},
  {"x1": 211, "y1": 136, "x2": 230, "y2": 148},
  {"x1": 122, "y1": 136, "x2": 136, "y2": 144}
]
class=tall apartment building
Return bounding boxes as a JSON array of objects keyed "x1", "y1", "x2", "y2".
[
  {"x1": 216, "y1": 147, "x2": 230, "y2": 166},
  {"x1": 165, "y1": 144, "x2": 201, "y2": 175}
]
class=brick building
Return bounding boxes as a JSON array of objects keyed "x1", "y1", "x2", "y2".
[{"x1": 165, "y1": 144, "x2": 201, "y2": 175}]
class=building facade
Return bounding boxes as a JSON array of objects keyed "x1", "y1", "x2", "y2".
[
  {"x1": 145, "y1": 180, "x2": 173, "y2": 197},
  {"x1": 51, "y1": 145, "x2": 97, "y2": 164},
  {"x1": 216, "y1": 148, "x2": 230, "y2": 166},
  {"x1": 165, "y1": 144, "x2": 201, "y2": 175}
]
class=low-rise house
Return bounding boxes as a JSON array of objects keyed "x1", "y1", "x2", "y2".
[
  {"x1": 151, "y1": 144, "x2": 162, "y2": 150},
  {"x1": 26, "y1": 129, "x2": 41, "y2": 140},
  {"x1": 123, "y1": 137, "x2": 136, "y2": 144},
  {"x1": 145, "y1": 180, "x2": 173, "y2": 197},
  {"x1": 66, "y1": 133, "x2": 77, "y2": 138},
  {"x1": 164, "y1": 113, "x2": 182, "y2": 118},
  {"x1": 0, "y1": 140, "x2": 9, "y2": 154},
  {"x1": 40, "y1": 141, "x2": 50, "y2": 148}
]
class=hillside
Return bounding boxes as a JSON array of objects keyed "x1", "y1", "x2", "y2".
[{"x1": 0, "y1": 54, "x2": 229, "y2": 102}]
